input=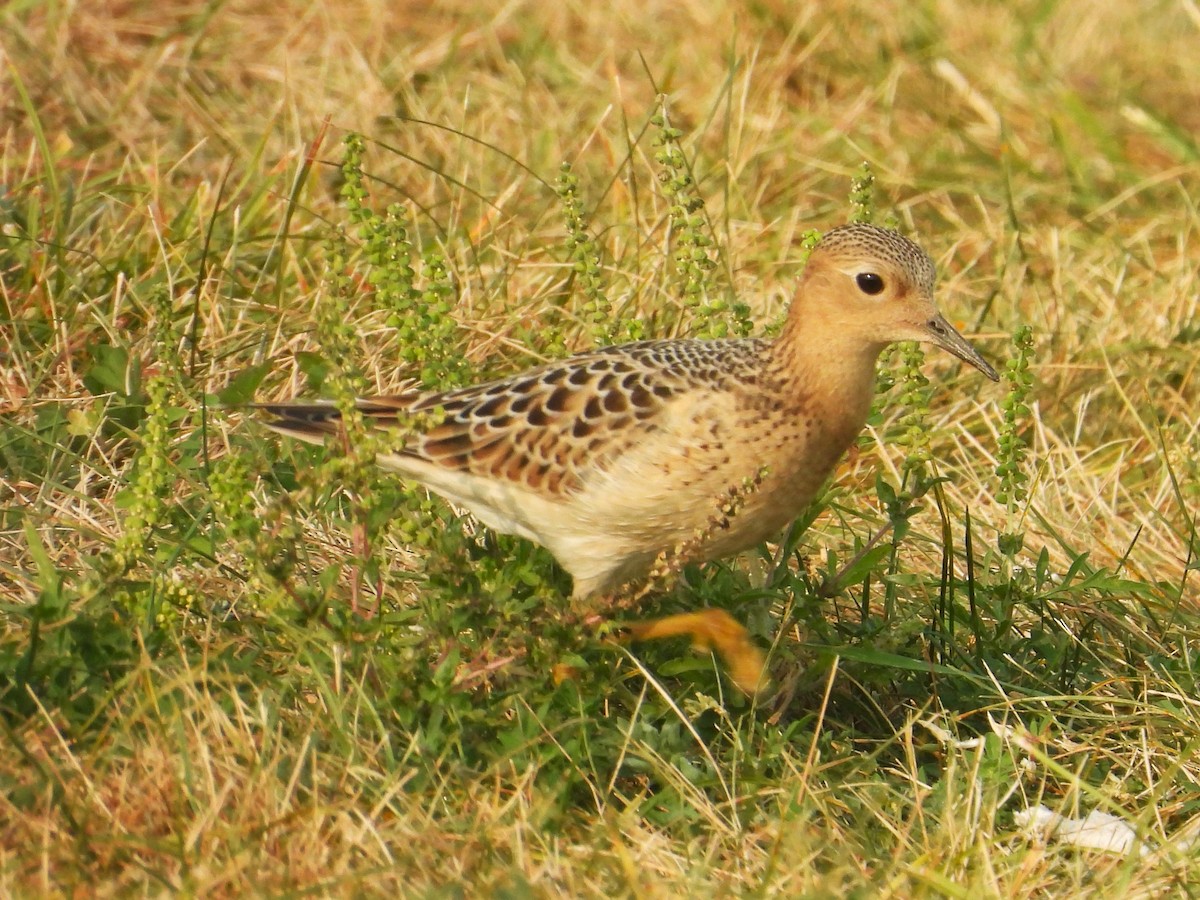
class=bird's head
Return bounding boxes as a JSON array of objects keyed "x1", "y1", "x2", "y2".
[{"x1": 794, "y1": 223, "x2": 999, "y2": 382}]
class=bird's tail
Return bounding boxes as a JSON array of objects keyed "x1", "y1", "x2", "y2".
[
  {"x1": 248, "y1": 402, "x2": 345, "y2": 445},
  {"x1": 249, "y1": 396, "x2": 420, "y2": 445}
]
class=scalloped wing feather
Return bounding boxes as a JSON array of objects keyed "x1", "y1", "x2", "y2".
[{"x1": 258, "y1": 340, "x2": 769, "y2": 500}]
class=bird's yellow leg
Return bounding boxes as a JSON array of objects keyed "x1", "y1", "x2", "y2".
[{"x1": 623, "y1": 608, "x2": 769, "y2": 697}]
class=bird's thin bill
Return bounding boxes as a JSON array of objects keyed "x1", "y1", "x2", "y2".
[{"x1": 926, "y1": 315, "x2": 1000, "y2": 381}]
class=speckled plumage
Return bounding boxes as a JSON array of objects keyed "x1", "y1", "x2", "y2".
[{"x1": 258, "y1": 223, "x2": 998, "y2": 691}]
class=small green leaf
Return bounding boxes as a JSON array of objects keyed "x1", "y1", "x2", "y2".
[
  {"x1": 295, "y1": 351, "x2": 330, "y2": 391},
  {"x1": 875, "y1": 474, "x2": 898, "y2": 507},
  {"x1": 836, "y1": 544, "x2": 892, "y2": 588},
  {"x1": 83, "y1": 344, "x2": 138, "y2": 397},
  {"x1": 216, "y1": 362, "x2": 273, "y2": 406}
]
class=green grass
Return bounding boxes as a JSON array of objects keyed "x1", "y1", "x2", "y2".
[{"x1": 2, "y1": 0, "x2": 1199, "y2": 894}]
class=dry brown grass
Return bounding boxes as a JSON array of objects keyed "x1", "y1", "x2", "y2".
[{"x1": 2, "y1": 0, "x2": 1199, "y2": 895}]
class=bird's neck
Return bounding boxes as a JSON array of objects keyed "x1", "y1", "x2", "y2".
[{"x1": 769, "y1": 314, "x2": 886, "y2": 435}]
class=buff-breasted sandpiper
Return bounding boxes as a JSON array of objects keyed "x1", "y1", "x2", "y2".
[{"x1": 257, "y1": 223, "x2": 999, "y2": 694}]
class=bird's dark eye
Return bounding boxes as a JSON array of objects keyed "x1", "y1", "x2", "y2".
[{"x1": 856, "y1": 272, "x2": 885, "y2": 295}]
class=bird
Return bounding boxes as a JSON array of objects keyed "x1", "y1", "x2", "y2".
[{"x1": 255, "y1": 223, "x2": 999, "y2": 695}]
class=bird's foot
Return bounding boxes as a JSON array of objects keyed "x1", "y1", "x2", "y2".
[{"x1": 620, "y1": 608, "x2": 769, "y2": 697}]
